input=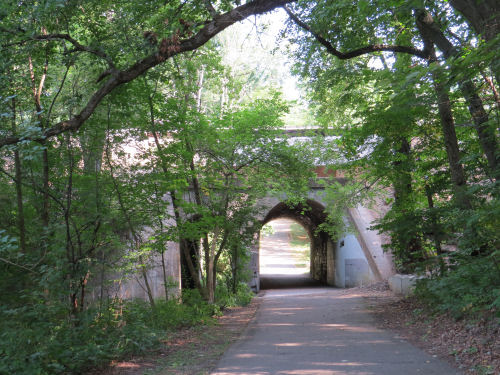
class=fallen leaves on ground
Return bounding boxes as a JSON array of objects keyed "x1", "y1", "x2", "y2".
[{"x1": 351, "y1": 282, "x2": 499, "y2": 375}]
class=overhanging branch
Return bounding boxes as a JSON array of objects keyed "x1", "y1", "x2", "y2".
[
  {"x1": 284, "y1": 6, "x2": 429, "y2": 60},
  {"x1": 203, "y1": 0, "x2": 219, "y2": 18},
  {"x1": 0, "y1": 0, "x2": 295, "y2": 149},
  {"x1": 2, "y1": 33, "x2": 116, "y2": 68}
]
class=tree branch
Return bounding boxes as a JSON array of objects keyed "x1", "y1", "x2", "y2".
[
  {"x1": 0, "y1": 167, "x2": 66, "y2": 211},
  {"x1": 284, "y1": 6, "x2": 430, "y2": 60},
  {"x1": 0, "y1": 0, "x2": 294, "y2": 149},
  {"x1": 0, "y1": 257, "x2": 39, "y2": 273},
  {"x1": 203, "y1": 0, "x2": 219, "y2": 18},
  {"x1": 4, "y1": 33, "x2": 117, "y2": 68},
  {"x1": 47, "y1": 64, "x2": 71, "y2": 126}
]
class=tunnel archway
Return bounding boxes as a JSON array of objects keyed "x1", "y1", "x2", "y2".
[
  {"x1": 255, "y1": 199, "x2": 337, "y2": 290},
  {"x1": 260, "y1": 218, "x2": 311, "y2": 275}
]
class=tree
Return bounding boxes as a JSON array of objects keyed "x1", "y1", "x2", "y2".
[
  {"x1": 0, "y1": 0, "x2": 295, "y2": 149},
  {"x1": 283, "y1": 0, "x2": 498, "y2": 251},
  {"x1": 280, "y1": 2, "x2": 499, "y2": 318},
  {"x1": 146, "y1": 86, "x2": 312, "y2": 302}
]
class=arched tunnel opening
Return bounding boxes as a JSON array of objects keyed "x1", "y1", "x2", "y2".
[
  {"x1": 260, "y1": 218, "x2": 310, "y2": 276},
  {"x1": 258, "y1": 200, "x2": 335, "y2": 290}
]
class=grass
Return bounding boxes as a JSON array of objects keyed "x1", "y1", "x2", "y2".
[{"x1": 289, "y1": 222, "x2": 311, "y2": 266}]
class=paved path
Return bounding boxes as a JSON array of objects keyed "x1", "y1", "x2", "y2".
[
  {"x1": 211, "y1": 287, "x2": 461, "y2": 375},
  {"x1": 260, "y1": 219, "x2": 309, "y2": 276}
]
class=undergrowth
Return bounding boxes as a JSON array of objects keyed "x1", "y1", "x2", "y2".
[
  {"x1": 414, "y1": 256, "x2": 500, "y2": 319},
  {"x1": 0, "y1": 287, "x2": 251, "y2": 375},
  {"x1": 215, "y1": 282, "x2": 254, "y2": 308}
]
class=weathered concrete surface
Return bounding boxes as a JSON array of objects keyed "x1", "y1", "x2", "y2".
[
  {"x1": 388, "y1": 274, "x2": 425, "y2": 296},
  {"x1": 211, "y1": 287, "x2": 461, "y2": 375},
  {"x1": 347, "y1": 205, "x2": 395, "y2": 281}
]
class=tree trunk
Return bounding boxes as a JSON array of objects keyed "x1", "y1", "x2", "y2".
[
  {"x1": 415, "y1": 21, "x2": 471, "y2": 209},
  {"x1": 28, "y1": 54, "x2": 50, "y2": 229},
  {"x1": 188, "y1": 73, "x2": 212, "y2": 288},
  {"x1": 146, "y1": 90, "x2": 204, "y2": 293},
  {"x1": 196, "y1": 67, "x2": 205, "y2": 112},
  {"x1": 449, "y1": 0, "x2": 500, "y2": 84},
  {"x1": 187, "y1": 153, "x2": 211, "y2": 287},
  {"x1": 105, "y1": 116, "x2": 155, "y2": 307},
  {"x1": 393, "y1": 139, "x2": 413, "y2": 204},
  {"x1": 392, "y1": 138, "x2": 426, "y2": 267},
  {"x1": 11, "y1": 98, "x2": 26, "y2": 254},
  {"x1": 415, "y1": 9, "x2": 499, "y2": 180},
  {"x1": 139, "y1": 255, "x2": 155, "y2": 308},
  {"x1": 231, "y1": 245, "x2": 238, "y2": 294},
  {"x1": 213, "y1": 229, "x2": 229, "y2": 297},
  {"x1": 449, "y1": 0, "x2": 500, "y2": 39},
  {"x1": 206, "y1": 226, "x2": 221, "y2": 304},
  {"x1": 481, "y1": 71, "x2": 500, "y2": 109},
  {"x1": 431, "y1": 72, "x2": 471, "y2": 209},
  {"x1": 81, "y1": 130, "x2": 106, "y2": 175},
  {"x1": 424, "y1": 183, "x2": 446, "y2": 274},
  {"x1": 161, "y1": 250, "x2": 169, "y2": 300},
  {"x1": 153, "y1": 187, "x2": 170, "y2": 301},
  {"x1": 41, "y1": 149, "x2": 49, "y2": 228},
  {"x1": 389, "y1": 39, "x2": 425, "y2": 268},
  {"x1": 64, "y1": 135, "x2": 78, "y2": 316},
  {"x1": 178, "y1": 236, "x2": 204, "y2": 292},
  {"x1": 206, "y1": 258, "x2": 215, "y2": 304}
]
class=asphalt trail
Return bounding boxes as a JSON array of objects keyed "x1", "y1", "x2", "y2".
[{"x1": 211, "y1": 287, "x2": 460, "y2": 375}]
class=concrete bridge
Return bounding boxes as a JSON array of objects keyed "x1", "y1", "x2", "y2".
[
  {"x1": 102, "y1": 130, "x2": 396, "y2": 300},
  {"x1": 247, "y1": 175, "x2": 394, "y2": 292},
  {"x1": 106, "y1": 172, "x2": 395, "y2": 302}
]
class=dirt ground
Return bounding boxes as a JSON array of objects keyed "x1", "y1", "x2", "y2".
[
  {"x1": 91, "y1": 284, "x2": 499, "y2": 375},
  {"x1": 345, "y1": 282, "x2": 500, "y2": 375}
]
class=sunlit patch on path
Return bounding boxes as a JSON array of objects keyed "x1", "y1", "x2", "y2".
[{"x1": 260, "y1": 219, "x2": 310, "y2": 276}]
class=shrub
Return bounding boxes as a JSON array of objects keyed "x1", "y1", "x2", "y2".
[
  {"x1": 0, "y1": 294, "x2": 217, "y2": 375},
  {"x1": 415, "y1": 256, "x2": 500, "y2": 319},
  {"x1": 215, "y1": 282, "x2": 254, "y2": 308}
]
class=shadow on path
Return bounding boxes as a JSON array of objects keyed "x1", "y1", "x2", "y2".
[
  {"x1": 260, "y1": 274, "x2": 321, "y2": 289},
  {"x1": 211, "y1": 287, "x2": 461, "y2": 375}
]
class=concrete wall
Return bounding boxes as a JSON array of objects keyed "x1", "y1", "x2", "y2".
[
  {"x1": 89, "y1": 240, "x2": 181, "y2": 303},
  {"x1": 326, "y1": 240, "x2": 335, "y2": 286},
  {"x1": 388, "y1": 274, "x2": 424, "y2": 296},
  {"x1": 90, "y1": 194, "x2": 182, "y2": 302},
  {"x1": 334, "y1": 233, "x2": 374, "y2": 288},
  {"x1": 249, "y1": 193, "x2": 396, "y2": 290},
  {"x1": 118, "y1": 241, "x2": 181, "y2": 300},
  {"x1": 108, "y1": 186, "x2": 397, "y2": 300},
  {"x1": 347, "y1": 205, "x2": 395, "y2": 280},
  {"x1": 249, "y1": 233, "x2": 260, "y2": 293}
]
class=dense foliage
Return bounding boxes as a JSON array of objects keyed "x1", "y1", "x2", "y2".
[
  {"x1": 284, "y1": 0, "x2": 499, "y2": 315},
  {"x1": 0, "y1": 1, "x2": 310, "y2": 373},
  {"x1": 0, "y1": 290, "x2": 219, "y2": 375},
  {"x1": 0, "y1": 0, "x2": 499, "y2": 373}
]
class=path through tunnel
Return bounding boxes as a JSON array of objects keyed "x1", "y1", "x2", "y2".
[{"x1": 258, "y1": 200, "x2": 335, "y2": 290}]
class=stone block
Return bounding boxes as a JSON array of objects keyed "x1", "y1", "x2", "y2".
[{"x1": 388, "y1": 274, "x2": 424, "y2": 296}]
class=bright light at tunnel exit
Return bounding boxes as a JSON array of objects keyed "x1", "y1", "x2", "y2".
[{"x1": 259, "y1": 219, "x2": 311, "y2": 276}]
